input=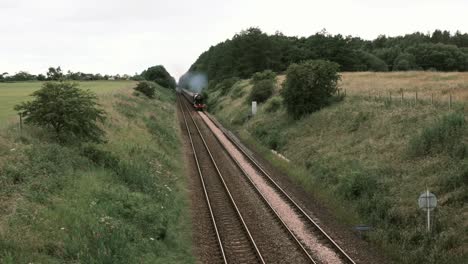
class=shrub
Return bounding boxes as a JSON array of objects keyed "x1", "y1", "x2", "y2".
[
  {"x1": 134, "y1": 81, "x2": 156, "y2": 98},
  {"x1": 264, "y1": 96, "x2": 282, "y2": 112},
  {"x1": 282, "y1": 60, "x2": 340, "y2": 119},
  {"x1": 216, "y1": 77, "x2": 240, "y2": 95},
  {"x1": 408, "y1": 113, "x2": 466, "y2": 158},
  {"x1": 249, "y1": 79, "x2": 274, "y2": 103},
  {"x1": 251, "y1": 70, "x2": 276, "y2": 84},
  {"x1": 14, "y1": 82, "x2": 106, "y2": 143},
  {"x1": 230, "y1": 83, "x2": 246, "y2": 99}
]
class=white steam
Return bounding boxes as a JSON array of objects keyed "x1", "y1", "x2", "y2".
[{"x1": 182, "y1": 72, "x2": 207, "y2": 93}]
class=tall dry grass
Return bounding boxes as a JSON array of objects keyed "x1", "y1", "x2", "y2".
[{"x1": 340, "y1": 71, "x2": 468, "y2": 102}]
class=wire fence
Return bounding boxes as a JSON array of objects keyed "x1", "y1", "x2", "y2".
[{"x1": 339, "y1": 88, "x2": 464, "y2": 110}]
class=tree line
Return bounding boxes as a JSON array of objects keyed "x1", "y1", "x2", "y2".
[
  {"x1": 1, "y1": 65, "x2": 177, "y2": 89},
  {"x1": 0, "y1": 66, "x2": 137, "y2": 82},
  {"x1": 186, "y1": 28, "x2": 468, "y2": 84}
]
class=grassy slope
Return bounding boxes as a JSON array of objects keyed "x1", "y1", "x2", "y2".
[
  {"x1": 208, "y1": 72, "x2": 467, "y2": 264},
  {"x1": 0, "y1": 84, "x2": 193, "y2": 263},
  {"x1": 0, "y1": 81, "x2": 136, "y2": 124}
]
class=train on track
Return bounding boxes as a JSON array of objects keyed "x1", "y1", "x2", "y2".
[{"x1": 180, "y1": 88, "x2": 206, "y2": 111}]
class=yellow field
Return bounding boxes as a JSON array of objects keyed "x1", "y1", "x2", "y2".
[{"x1": 340, "y1": 71, "x2": 468, "y2": 101}]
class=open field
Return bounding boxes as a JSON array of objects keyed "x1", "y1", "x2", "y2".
[
  {"x1": 0, "y1": 81, "x2": 136, "y2": 124},
  {"x1": 0, "y1": 85, "x2": 193, "y2": 263},
  {"x1": 340, "y1": 71, "x2": 468, "y2": 102},
  {"x1": 207, "y1": 72, "x2": 468, "y2": 263}
]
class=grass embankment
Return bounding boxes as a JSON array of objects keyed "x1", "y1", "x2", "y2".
[
  {"x1": 0, "y1": 84, "x2": 193, "y2": 263},
  {"x1": 207, "y1": 72, "x2": 467, "y2": 264},
  {"x1": 0, "y1": 81, "x2": 136, "y2": 124}
]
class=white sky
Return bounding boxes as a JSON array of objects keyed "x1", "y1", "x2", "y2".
[{"x1": 1, "y1": 0, "x2": 467, "y2": 79}]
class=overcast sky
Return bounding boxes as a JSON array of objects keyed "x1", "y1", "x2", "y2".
[{"x1": 1, "y1": 0, "x2": 467, "y2": 79}]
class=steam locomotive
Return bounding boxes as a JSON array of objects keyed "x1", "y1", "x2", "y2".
[{"x1": 181, "y1": 89, "x2": 206, "y2": 111}]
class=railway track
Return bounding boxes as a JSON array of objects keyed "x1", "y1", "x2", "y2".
[
  {"x1": 178, "y1": 96, "x2": 265, "y2": 264},
  {"x1": 200, "y1": 110, "x2": 357, "y2": 264},
  {"x1": 179, "y1": 92, "x2": 357, "y2": 263}
]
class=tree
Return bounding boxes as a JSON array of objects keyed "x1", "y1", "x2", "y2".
[
  {"x1": 141, "y1": 65, "x2": 176, "y2": 89},
  {"x1": 134, "y1": 81, "x2": 156, "y2": 98},
  {"x1": 47, "y1": 66, "x2": 63, "y2": 81},
  {"x1": 37, "y1": 74, "x2": 47, "y2": 81},
  {"x1": 282, "y1": 60, "x2": 340, "y2": 119},
  {"x1": 249, "y1": 79, "x2": 274, "y2": 103},
  {"x1": 15, "y1": 82, "x2": 106, "y2": 143}
]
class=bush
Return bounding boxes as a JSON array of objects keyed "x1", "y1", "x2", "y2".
[
  {"x1": 251, "y1": 70, "x2": 276, "y2": 84},
  {"x1": 282, "y1": 60, "x2": 340, "y2": 119},
  {"x1": 249, "y1": 79, "x2": 274, "y2": 103},
  {"x1": 230, "y1": 84, "x2": 246, "y2": 99},
  {"x1": 264, "y1": 96, "x2": 282, "y2": 112},
  {"x1": 216, "y1": 77, "x2": 240, "y2": 95},
  {"x1": 134, "y1": 81, "x2": 156, "y2": 98},
  {"x1": 408, "y1": 113, "x2": 466, "y2": 158},
  {"x1": 14, "y1": 82, "x2": 106, "y2": 143}
]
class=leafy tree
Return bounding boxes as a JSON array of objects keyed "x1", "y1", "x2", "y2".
[
  {"x1": 249, "y1": 79, "x2": 274, "y2": 103},
  {"x1": 393, "y1": 53, "x2": 419, "y2": 71},
  {"x1": 47, "y1": 66, "x2": 63, "y2": 81},
  {"x1": 134, "y1": 81, "x2": 156, "y2": 98},
  {"x1": 15, "y1": 82, "x2": 106, "y2": 143},
  {"x1": 37, "y1": 74, "x2": 47, "y2": 81},
  {"x1": 141, "y1": 65, "x2": 176, "y2": 89},
  {"x1": 282, "y1": 60, "x2": 340, "y2": 119}
]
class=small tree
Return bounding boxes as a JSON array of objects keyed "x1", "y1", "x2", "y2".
[
  {"x1": 134, "y1": 81, "x2": 156, "y2": 98},
  {"x1": 251, "y1": 70, "x2": 276, "y2": 84},
  {"x1": 46, "y1": 66, "x2": 63, "y2": 81},
  {"x1": 15, "y1": 82, "x2": 106, "y2": 143},
  {"x1": 282, "y1": 60, "x2": 340, "y2": 119},
  {"x1": 141, "y1": 65, "x2": 176, "y2": 89},
  {"x1": 249, "y1": 79, "x2": 274, "y2": 103}
]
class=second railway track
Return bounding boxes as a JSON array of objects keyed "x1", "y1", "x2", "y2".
[{"x1": 179, "y1": 92, "x2": 357, "y2": 264}]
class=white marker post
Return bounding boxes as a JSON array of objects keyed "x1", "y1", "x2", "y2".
[
  {"x1": 418, "y1": 189, "x2": 437, "y2": 232},
  {"x1": 252, "y1": 101, "x2": 257, "y2": 115}
]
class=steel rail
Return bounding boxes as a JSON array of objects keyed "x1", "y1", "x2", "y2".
[
  {"x1": 201, "y1": 109, "x2": 357, "y2": 264},
  {"x1": 179, "y1": 94, "x2": 266, "y2": 264},
  {"x1": 177, "y1": 96, "x2": 227, "y2": 263}
]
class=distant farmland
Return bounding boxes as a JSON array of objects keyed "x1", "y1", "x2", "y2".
[
  {"x1": 0, "y1": 80, "x2": 137, "y2": 124},
  {"x1": 340, "y1": 71, "x2": 468, "y2": 101}
]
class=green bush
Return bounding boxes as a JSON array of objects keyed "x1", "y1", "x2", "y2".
[
  {"x1": 14, "y1": 82, "x2": 106, "y2": 143},
  {"x1": 216, "y1": 77, "x2": 240, "y2": 95},
  {"x1": 251, "y1": 70, "x2": 276, "y2": 84},
  {"x1": 230, "y1": 83, "x2": 246, "y2": 99},
  {"x1": 282, "y1": 60, "x2": 340, "y2": 119},
  {"x1": 134, "y1": 81, "x2": 156, "y2": 98},
  {"x1": 264, "y1": 96, "x2": 282, "y2": 112},
  {"x1": 408, "y1": 113, "x2": 466, "y2": 158},
  {"x1": 249, "y1": 79, "x2": 274, "y2": 103}
]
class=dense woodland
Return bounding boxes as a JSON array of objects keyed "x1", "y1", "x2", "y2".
[{"x1": 185, "y1": 28, "x2": 468, "y2": 85}]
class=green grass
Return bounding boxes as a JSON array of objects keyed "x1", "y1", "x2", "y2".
[
  {"x1": 0, "y1": 81, "x2": 136, "y2": 124},
  {"x1": 0, "y1": 85, "x2": 193, "y2": 263},
  {"x1": 209, "y1": 76, "x2": 468, "y2": 264}
]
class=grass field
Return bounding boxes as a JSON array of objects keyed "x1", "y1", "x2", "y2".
[
  {"x1": 0, "y1": 81, "x2": 136, "y2": 124},
  {"x1": 208, "y1": 72, "x2": 468, "y2": 264},
  {"x1": 0, "y1": 84, "x2": 193, "y2": 263}
]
